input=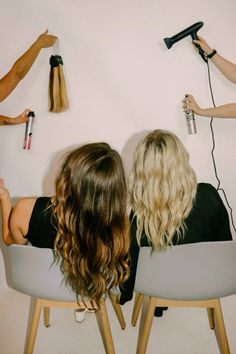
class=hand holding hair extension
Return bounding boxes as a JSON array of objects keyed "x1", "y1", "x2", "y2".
[{"x1": 48, "y1": 42, "x2": 69, "y2": 113}]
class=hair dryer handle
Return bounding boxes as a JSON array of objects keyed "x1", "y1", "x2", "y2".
[{"x1": 191, "y1": 33, "x2": 208, "y2": 63}]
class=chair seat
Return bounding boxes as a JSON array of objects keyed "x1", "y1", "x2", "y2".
[{"x1": 133, "y1": 240, "x2": 236, "y2": 354}]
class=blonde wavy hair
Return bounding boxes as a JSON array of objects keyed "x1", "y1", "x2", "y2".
[
  {"x1": 51, "y1": 143, "x2": 130, "y2": 305},
  {"x1": 129, "y1": 129, "x2": 197, "y2": 251}
]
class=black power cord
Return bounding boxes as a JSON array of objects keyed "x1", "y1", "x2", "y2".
[{"x1": 206, "y1": 60, "x2": 236, "y2": 232}]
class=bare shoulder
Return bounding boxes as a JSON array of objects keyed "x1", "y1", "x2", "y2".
[
  {"x1": 10, "y1": 197, "x2": 37, "y2": 236},
  {"x1": 14, "y1": 197, "x2": 37, "y2": 211}
]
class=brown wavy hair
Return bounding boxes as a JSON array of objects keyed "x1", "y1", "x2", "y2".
[{"x1": 51, "y1": 143, "x2": 130, "y2": 305}]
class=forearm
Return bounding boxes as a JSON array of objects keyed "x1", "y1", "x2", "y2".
[
  {"x1": 211, "y1": 53, "x2": 236, "y2": 84},
  {"x1": 0, "y1": 115, "x2": 13, "y2": 125},
  {"x1": 197, "y1": 103, "x2": 236, "y2": 118},
  {"x1": 0, "y1": 111, "x2": 28, "y2": 125},
  {"x1": 193, "y1": 37, "x2": 236, "y2": 84},
  {"x1": 0, "y1": 31, "x2": 56, "y2": 102},
  {"x1": 0, "y1": 193, "x2": 12, "y2": 245},
  {"x1": 11, "y1": 40, "x2": 42, "y2": 81},
  {"x1": 0, "y1": 41, "x2": 41, "y2": 102}
]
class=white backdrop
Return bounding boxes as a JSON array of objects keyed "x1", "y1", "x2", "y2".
[{"x1": 0, "y1": 0, "x2": 236, "y2": 234}]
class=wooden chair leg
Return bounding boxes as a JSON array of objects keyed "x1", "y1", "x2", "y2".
[
  {"x1": 136, "y1": 296, "x2": 155, "y2": 354},
  {"x1": 207, "y1": 308, "x2": 215, "y2": 329},
  {"x1": 24, "y1": 298, "x2": 42, "y2": 354},
  {"x1": 213, "y1": 299, "x2": 230, "y2": 354},
  {"x1": 109, "y1": 293, "x2": 126, "y2": 329},
  {"x1": 43, "y1": 307, "x2": 50, "y2": 327},
  {"x1": 95, "y1": 300, "x2": 115, "y2": 354},
  {"x1": 132, "y1": 293, "x2": 144, "y2": 327}
]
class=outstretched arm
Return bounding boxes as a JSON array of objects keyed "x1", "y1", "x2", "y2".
[
  {"x1": 0, "y1": 109, "x2": 29, "y2": 126},
  {"x1": 183, "y1": 94, "x2": 236, "y2": 119},
  {"x1": 194, "y1": 36, "x2": 236, "y2": 84},
  {"x1": 0, "y1": 30, "x2": 57, "y2": 102}
]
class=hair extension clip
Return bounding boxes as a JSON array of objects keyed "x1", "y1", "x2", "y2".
[{"x1": 49, "y1": 55, "x2": 63, "y2": 67}]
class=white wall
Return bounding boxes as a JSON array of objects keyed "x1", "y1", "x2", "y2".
[{"x1": 0, "y1": 0, "x2": 236, "y2": 233}]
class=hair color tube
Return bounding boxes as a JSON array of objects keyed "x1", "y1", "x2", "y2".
[{"x1": 23, "y1": 111, "x2": 35, "y2": 150}]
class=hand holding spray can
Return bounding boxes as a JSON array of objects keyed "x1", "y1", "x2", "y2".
[
  {"x1": 23, "y1": 111, "x2": 35, "y2": 150},
  {"x1": 184, "y1": 95, "x2": 197, "y2": 135}
]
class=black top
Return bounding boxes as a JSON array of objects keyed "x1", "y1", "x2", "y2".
[
  {"x1": 120, "y1": 183, "x2": 232, "y2": 304},
  {"x1": 24, "y1": 197, "x2": 57, "y2": 249}
]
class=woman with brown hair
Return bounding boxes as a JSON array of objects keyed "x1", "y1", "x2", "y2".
[{"x1": 0, "y1": 142, "x2": 130, "y2": 304}]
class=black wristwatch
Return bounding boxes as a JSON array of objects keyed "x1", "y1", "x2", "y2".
[{"x1": 207, "y1": 49, "x2": 217, "y2": 59}]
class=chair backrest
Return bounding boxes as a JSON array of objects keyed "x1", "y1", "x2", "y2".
[
  {"x1": 134, "y1": 240, "x2": 236, "y2": 301},
  {"x1": 8, "y1": 244, "x2": 79, "y2": 301}
]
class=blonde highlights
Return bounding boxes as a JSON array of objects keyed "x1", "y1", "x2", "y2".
[
  {"x1": 48, "y1": 56, "x2": 69, "y2": 113},
  {"x1": 51, "y1": 143, "x2": 130, "y2": 305},
  {"x1": 129, "y1": 130, "x2": 197, "y2": 251}
]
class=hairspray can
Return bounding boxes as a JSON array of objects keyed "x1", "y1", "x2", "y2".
[
  {"x1": 23, "y1": 111, "x2": 35, "y2": 150},
  {"x1": 184, "y1": 96, "x2": 197, "y2": 134}
]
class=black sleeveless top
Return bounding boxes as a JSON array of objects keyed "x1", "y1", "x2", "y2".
[
  {"x1": 120, "y1": 183, "x2": 233, "y2": 304},
  {"x1": 24, "y1": 197, "x2": 57, "y2": 249}
]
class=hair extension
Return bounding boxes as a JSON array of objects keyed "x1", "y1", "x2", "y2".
[
  {"x1": 48, "y1": 55, "x2": 69, "y2": 113},
  {"x1": 51, "y1": 143, "x2": 130, "y2": 305},
  {"x1": 129, "y1": 129, "x2": 197, "y2": 251}
]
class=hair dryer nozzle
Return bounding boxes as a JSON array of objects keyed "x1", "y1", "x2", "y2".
[
  {"x1": 163, "y1": 21, "x2": 204, "y2": 49},
  {"x1": 163, "y1": 37, "x2": 174, "y2": 49}
]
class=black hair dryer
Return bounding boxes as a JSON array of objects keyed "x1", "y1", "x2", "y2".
[{"x1": 163, "y1": 21, "x2": 207, "y2": 62}]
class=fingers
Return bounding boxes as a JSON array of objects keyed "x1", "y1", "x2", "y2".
[
  {"x1": 38, "y1": 30, "x2": 58, "y2": 47},
  {"x1": 23, "y1": 108, "x2": 31, "y2": 116},
  {"x1": 183, "y1": 94, "x2": 193, "y2": 103},
  {"x1": 196, "y1": 35, "x2": 204, "y2": 41},
  {"x1": 183, "y1": 94, "x2": 193, "y2": 111},
  {"x1": 193, "y1": 39, "x2": 201, "y2": 45}
]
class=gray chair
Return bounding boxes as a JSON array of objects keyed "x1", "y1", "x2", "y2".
[
  {"x1": 7, "y1": 244, "x2": 126, "y2": 354},
  {"x1": 131, "y1": 241, "x2": 236, "y2": 354}
]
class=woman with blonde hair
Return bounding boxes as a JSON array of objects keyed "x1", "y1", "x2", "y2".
[
  {"x1": 0, "y1": 142, "x2": 130, "y2": 305},
  {"x1": 120, "y1": 129, "x2": 232, "y2": 314}
]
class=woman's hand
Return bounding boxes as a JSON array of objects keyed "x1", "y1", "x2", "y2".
[
  {"x1": 183, "y1": 94, "x2": 203, "y2": 116},
  {"x1": 193, "y1": 36, "x2": 213, "y2": 56},
  {"x1": 36, "y1": 29, "x2": 57, "y2": 49},
  {"x1": 13, "y1": 108, "x2": 30, "y2": 125}
]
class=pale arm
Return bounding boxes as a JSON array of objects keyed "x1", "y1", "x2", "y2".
[
  {"x1": 183, "y1": 95, "x2": 236, "y2": 119},
  {"x1": 0, "y1": 30, "x2": 57, "y2": 102},
  {"x1": 194, "y1": 36, "x2": 236, "y2": 84}
]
